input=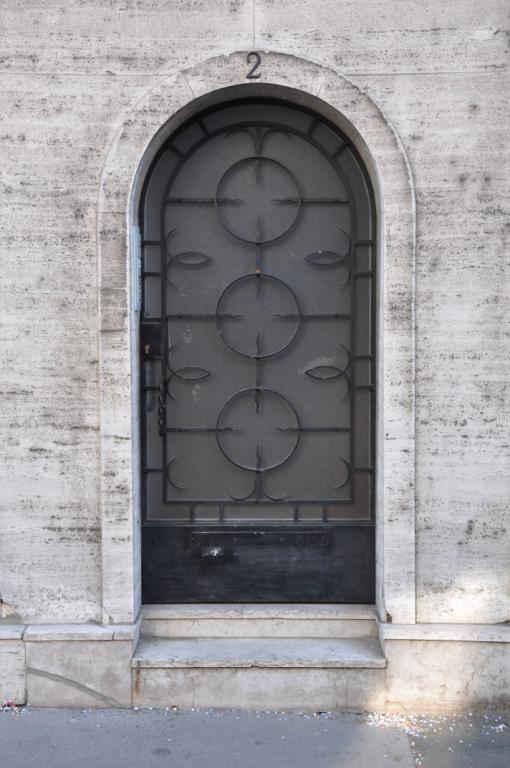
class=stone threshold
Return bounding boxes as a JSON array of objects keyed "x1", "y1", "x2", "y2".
[
  {"x1": 380, "y1": 622, "x2": 510, "y2": 643},
  {"x1": 141, "y1": 603, "x2": 378, "y2": 621},
  {"x1": 3, "y1": 618, "x2": 508, "y2": 644},
  {"x1": 0, "y1": 622, "x2": 139, "y2": 642},
  {"x1": 133, "y1": 636, "x2": 387, "y2": 669}
]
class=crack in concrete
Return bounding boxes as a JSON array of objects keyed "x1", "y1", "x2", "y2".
[{"x1": 26, "y1": 668, "x2": 122, "y2": 707}]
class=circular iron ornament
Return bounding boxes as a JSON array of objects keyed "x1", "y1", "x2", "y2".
[
  {"x1": 216, "y1": 273, "x2": 302, "y2": 358},
  {"x1": 215, "y1": 156, "x2": 301, "y2": 244},
  {"x1": 216, "y1": 387, "x2": 301, "y2": 473}
]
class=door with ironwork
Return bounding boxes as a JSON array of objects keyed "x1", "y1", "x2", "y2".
[{"x1": 140, "y1": 99, "x2": 375, "y2": 602}]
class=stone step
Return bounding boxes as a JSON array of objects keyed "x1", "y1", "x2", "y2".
[
  {"x1": 133, "y1": 636, "x2": 386, "y2": 668},
  {"x1": 132, "y1": 636, "x2": 386, "y2": 710},
  {"x1": 141, "y1": 604, "x2": 378, "y2": 639}
]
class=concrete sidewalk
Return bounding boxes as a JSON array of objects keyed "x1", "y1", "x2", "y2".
[{"x1": 0, "y1": 707, "x2": 508, "y2": 768}]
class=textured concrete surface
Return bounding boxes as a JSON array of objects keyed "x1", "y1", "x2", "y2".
[
  {"x1": 0, "y1": 708, "x2": 509, "y2": 768},
  {"x1": 0, "y1": 708, "x2": 414, "y2": 768}
]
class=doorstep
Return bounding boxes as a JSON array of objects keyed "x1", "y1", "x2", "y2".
[
  {"x1": 140, "y1": 603, "x2": 379, "y2": 639},
  {"x1": 133, "y1": 636, "x2": 386, "y2": 668},
  {"x1": 132, "y1": 627, "x2": 386, "y2": 710}
]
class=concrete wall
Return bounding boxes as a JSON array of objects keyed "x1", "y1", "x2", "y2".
[{"x1": 0, "y1": 1, "x2": 509, "y2": 625}]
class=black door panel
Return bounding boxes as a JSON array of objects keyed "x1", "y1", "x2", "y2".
[{"x1": 140, "y1": 100, "x2": 376, "y2": 602}]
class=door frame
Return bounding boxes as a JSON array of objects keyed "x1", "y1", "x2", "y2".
[{"x1": 97, "y1": 51, "x2": 417, "y2": 626}]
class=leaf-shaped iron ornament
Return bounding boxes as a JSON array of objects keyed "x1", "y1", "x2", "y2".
[
  {"x1": 172, "y1": 251, "x2": 211, "y2": 268},
  {"x1": 166, "y1": 362, "x2": 210, "y2": 399},
  {"x1": 305, "y1": 228, "x2": 351, "y2": 268},
  {"x1": 165, "y1": 229, "x2": 212, "y2": 273},
  {"x1": 306, "y1": 250, "x2": 346, "y2": 268},
  {"x1": 305, "y1": 365, "x2": 345, "y2": 381},
  {"x1": 172, "y1": 367, "x2": 210, "y2": 382},
  {"x1": 305, "y1": 344, "x2": 351, "y2": 382}
]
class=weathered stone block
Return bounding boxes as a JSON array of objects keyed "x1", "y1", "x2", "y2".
[
  {"x1": 26, "y1": 640, "x2": 132, "y2": 708},
  {"x1": 0, "y1": 633, "x2": 26, "y2": 704},
  {"x1": 385, "y1": 639, "x2": 510, "y2": 713},
  {"x1": 133, "y1": 667, "x2": 386, "y2": 712}
]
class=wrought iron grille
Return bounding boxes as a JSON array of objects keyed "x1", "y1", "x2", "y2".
[{"x1": 140, "y1": 101, "x2": 375, "y2": 527}]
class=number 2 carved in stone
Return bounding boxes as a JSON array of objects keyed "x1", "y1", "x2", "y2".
[{"x1": 246, "y1": 51, "x2": 262, "y2": 79}]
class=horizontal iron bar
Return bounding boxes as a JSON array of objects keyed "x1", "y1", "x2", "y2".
[
  {"x1": 167, "y1": 196, "x2": 249, "y2": 205},
  {"x1": 143, "y1": 520, "x2": 375, "y2": 526},
  {"x1": 167, "y1": 197, "x2": 215, "y2": 204},
  {"x1": 158, "y1": 499, "x2": 362, "y2": 506},
  {"x1": 164, "y1": 425, "x2": 350, "y2": 434},
  {"x1": 165, "y1": 427, "x2": 239, "y2": 433},
  {"x1": 166, "y1": 196, "x2": 351, "y2": 205},
  {"x1": 276, "y1": 426, "x2": 351, "y2": 433},
  {"x1": 304, "y1": 197, "x2": 351, "y2": 204},
  {"x1": 272, "y1": 197, "x2": 350, "y2": 204},
  {"x1": 164, "y1": 312, "x2": 351, "y2": 320},
  {"x1": 272, "y1": 313, "x2": 351, "y2": 319},
  {"x1": 165, "y1": 313, "x2": 239, "y2": 319}
]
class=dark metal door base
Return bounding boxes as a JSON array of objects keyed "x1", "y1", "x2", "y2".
[{"x1": 142, "y1": 525, "x2": 375, "y2": 603}]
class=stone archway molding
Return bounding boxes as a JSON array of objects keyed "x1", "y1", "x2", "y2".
[{"x1": 97, "y1": 51, "x2": 416, "y2": 626}]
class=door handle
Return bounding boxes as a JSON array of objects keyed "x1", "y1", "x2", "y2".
[{"x1": 200, "y1": 544, "x2": 227, "y2": 562}]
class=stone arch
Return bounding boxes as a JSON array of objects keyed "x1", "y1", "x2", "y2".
[{"x1": 97, "y1": 51, "x2": 416, "y2": 626}]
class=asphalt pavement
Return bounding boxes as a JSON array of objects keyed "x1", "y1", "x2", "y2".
[{"x1": 0, "y1": 705, "x2": 508, "y2": 768}]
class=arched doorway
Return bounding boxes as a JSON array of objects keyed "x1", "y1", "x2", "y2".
[{"x1": 139, "y1": 97, "x2": 376, "y2": 603}]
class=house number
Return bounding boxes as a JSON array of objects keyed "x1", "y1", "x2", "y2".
[{"x1": 246, "y1": 51, "x2": 262, "y2": 79}]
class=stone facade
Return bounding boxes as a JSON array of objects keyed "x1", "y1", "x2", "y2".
[{"x1": 0, "y1": 1, "x2": 508, "y2": 711}]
